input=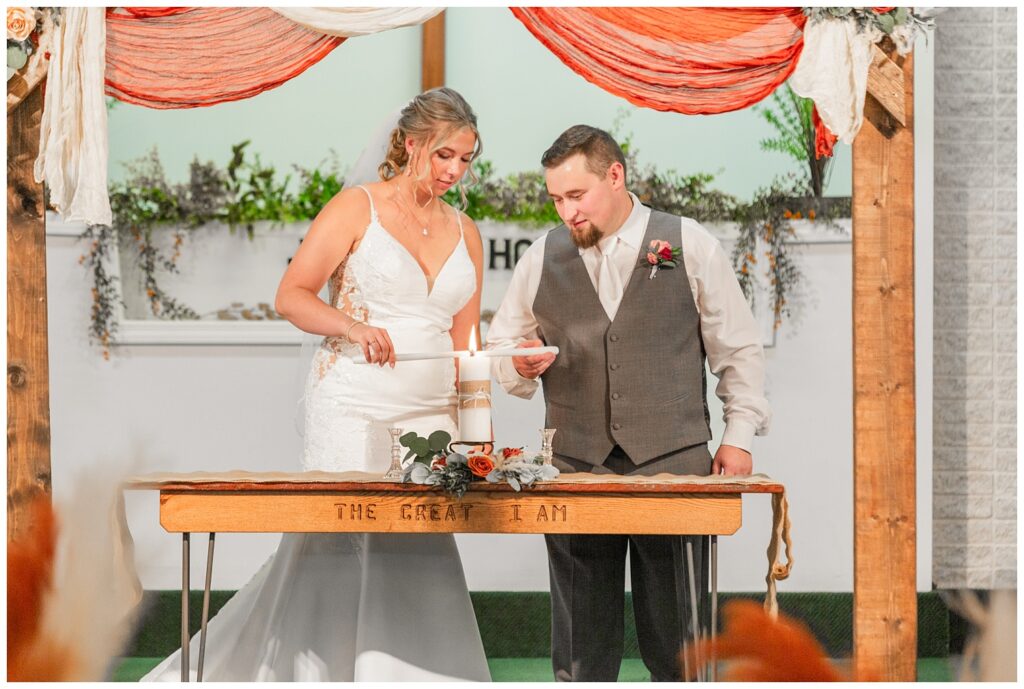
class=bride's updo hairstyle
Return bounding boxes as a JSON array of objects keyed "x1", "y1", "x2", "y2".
[{"x1": 379, "y1": 87, "x2": 482, "y2": 207}]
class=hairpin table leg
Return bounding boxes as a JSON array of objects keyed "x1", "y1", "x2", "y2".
[
  {"x1": 197, "y1": 533, "x2": 216, "y2": 682},
  {"x1": 687, "y1": 540, "x2": 704, "y2": 682},
  {"x1": 181, "y1": 532, "x2": 190, "y2": 682},
  {"x1": 711, "y1": 535, "x2": 718, "y2": 682}
]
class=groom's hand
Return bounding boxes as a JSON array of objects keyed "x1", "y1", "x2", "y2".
[
  {"x1": 712, "y1": 444, "x2": 753, "y2": 476},
  {"x1": 512, "y1": 339, "x2": 555, "y2": 379}
]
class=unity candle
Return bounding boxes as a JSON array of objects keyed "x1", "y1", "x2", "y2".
[{"x1": 457, "y1": 327, "x2": 492, "y2": 443}]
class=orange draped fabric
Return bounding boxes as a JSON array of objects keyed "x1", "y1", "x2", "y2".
[
  {"x1": 119, "y1": 7, "x2": 190, "y2": 19},
  {"x1": 510, "y1": 7, "x2": 807, "y2": 115},
  {"x1": 104, "y1": 7, "x2": 343, "y2": 109}
]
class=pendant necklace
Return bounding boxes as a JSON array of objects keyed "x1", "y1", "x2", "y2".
[{"x1": 393, "y1": 182, "x2": 435, "y2": 236}]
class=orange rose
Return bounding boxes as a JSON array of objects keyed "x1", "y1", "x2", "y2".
[
  {"x1": 7, "y1": 7, "x2": 35, "y2": 42},
  {"x1": 500, "y1": 447, "x2": 524, "y2": 461},
  {"x1": 467, "y1": 454, "x2": 495, "y2": 478}
]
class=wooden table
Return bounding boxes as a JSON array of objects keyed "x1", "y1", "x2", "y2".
[{"x1": 127, "y1": 475, "x2": 786, "y2": 682}]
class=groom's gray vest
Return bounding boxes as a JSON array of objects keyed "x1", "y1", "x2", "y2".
[{"x1": 532, "y1": 209, "x2": 711, "y2": 466}]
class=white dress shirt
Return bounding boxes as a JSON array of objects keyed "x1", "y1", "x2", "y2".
[{"x1": 485, "y1": 192, "x2": 771, "y2": 452}]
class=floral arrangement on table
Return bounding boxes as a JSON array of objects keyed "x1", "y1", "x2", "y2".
[{"x1": 399, "y1": 431, "x2": 559, "y2": 498}]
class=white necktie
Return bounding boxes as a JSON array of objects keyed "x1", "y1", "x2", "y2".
[{"x1": 597, "y1": 237, "x2": 623, "y2": 320}]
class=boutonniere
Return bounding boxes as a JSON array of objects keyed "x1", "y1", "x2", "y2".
[{"x1": 645, "y1": 240, "x2": 681, "y2": 279}]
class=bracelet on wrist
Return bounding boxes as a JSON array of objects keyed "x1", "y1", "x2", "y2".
[{"x1": 345, "y1": 320, "x2": 363, "y2": 340}]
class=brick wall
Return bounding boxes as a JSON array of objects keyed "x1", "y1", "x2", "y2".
[{"x1": 933, "y1": 6, "x2": 1017, "y2": 589}]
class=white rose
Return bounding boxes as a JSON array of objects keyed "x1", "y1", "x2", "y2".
[{"x1": 7, "y1": 7, "x2": 35, "y2": 42}]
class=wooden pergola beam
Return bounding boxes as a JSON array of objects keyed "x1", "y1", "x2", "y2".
[
  {"x1": 421, "y1": 12, "x2": 445, "y2": 91},
  {"x1": 7, "y1": 84, "x2": 52, "y2": 542},
  {"x1": 867, "y1": 44, "x2": 907, "y2": 127},
  {"x1": 852, "y1": 44, "x2": 916, "y2": 681}
]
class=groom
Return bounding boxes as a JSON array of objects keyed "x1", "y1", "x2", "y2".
[{"x1": 486, "y1": 125, "x2": 770, "y2": 681}]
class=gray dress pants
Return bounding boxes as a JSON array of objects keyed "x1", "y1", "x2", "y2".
[{"x1": 545, "y1": 443, "x2": 713, "y2": 682}]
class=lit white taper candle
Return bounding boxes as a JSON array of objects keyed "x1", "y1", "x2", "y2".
[{"x1": 350, "y1": 346, "x2": 558, "y2": 364}]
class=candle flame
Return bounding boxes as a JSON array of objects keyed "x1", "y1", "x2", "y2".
[{"x1": 468, "y1": 325, "x2": 478, "y2": 354}]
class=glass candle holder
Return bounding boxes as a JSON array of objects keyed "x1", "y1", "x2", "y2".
[
  {"x1": 383, "y1": 427, "x2": 405, "y2": 480},
  {"x1": 539, "y1": 428, "x2": 556, "y2": 466}
]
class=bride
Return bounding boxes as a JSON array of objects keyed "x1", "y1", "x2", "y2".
[{"x1": 143, "y1": 88, "x2": 490, "y2": 681}]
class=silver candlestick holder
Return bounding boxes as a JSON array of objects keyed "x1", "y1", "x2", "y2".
[
  {"x1": 539, "y1": 428, "x2": 556, "y2": 466},
  {"x1": 383, "y1": 427, "x2": 405, "y2": 480}
]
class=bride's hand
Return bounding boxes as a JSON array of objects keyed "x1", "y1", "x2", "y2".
[{"x1": 349, "y1": 322, "x2": 396, "y2": 367}]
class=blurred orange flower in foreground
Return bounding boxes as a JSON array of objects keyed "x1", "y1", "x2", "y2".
[
  {"x1": 682, "y1": 599, "x2": 878, "y2": 682},
  {"x1": 8, "y1": 499, "x2": 79, "y2": 681}
]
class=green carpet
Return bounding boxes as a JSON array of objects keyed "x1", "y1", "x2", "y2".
[
  {"x1": 917, "y1": 657, "x2": 955, "y2": 682},
  {"x1": 127, "y1": 591, "x2": 953, "y2": 659},
  {"x1": 115, "y1": 590, "x2": 959, "y2": 682},
  {"x1": 111, "y1": 657, "x2": 954, "y2": 682}
]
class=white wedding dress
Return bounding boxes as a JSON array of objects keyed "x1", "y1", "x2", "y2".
[{"x1": 143, "y1": 187, "x2": 491, "y2": 682}]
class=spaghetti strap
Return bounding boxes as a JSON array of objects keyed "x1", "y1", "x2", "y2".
[
  {"x1": 451, "y1": 204, "x2": 464, "y2": 238},
  {"x1": 356, "y1": 185, "x2": 378, "y2": 222}
]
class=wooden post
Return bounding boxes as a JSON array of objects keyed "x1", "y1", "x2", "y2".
[
  {"x1": 421, "y1": 11, "x2": 445, "y2": 91},
  {"x1": 7, "y1": 84, "x2": 52, "y2": 542},
  {"x1": 852, "y1": 45, "x2": 916, "y2": 681}
]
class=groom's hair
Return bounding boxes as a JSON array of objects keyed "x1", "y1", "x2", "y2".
[{"x1": 541, "y1": 125, "x2": 627, "y2": 183}]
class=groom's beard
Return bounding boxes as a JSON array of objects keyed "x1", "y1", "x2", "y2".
[{"x1": 568, "y1": 222, "x2": 602, "y2": 249}]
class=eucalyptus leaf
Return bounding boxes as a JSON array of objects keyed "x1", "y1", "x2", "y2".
[
  {"x1": 399, "y1": 431, "x2": 418, "y2": 447},
  {"x1": 427, "y1": 430, "x2": 452, "y2": 452},
  {"x1": 404, "y1": 462, "x2": 432, "y2": 484},
  {"x1": 538, "y1": 465, "x2": 560, "y2": 480},
  {"x1": 876, "y1": 13, "x2": 896, "y2": 34},
  {"x1": 8, "y1": 45, "x2": 28, "y2": 71},
  {"x1": 894, "y1": 7, "x2": 908, "y2": 24},
  {"x1": 508, "y1": 476, "x2": 521, "y2": 492},
  {"x1": 404, "y1": 449, "x2": 416, "y2": 461},
  {"x1": 409, "y1": 437, "x2": 430, "y2": 456}
]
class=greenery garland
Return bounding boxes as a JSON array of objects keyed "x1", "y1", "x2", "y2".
[{"x1": 82, "y1": 117, "x2": 847, "y2": 356}]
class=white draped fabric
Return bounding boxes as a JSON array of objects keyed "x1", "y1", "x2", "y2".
[
  {"x1": 789, "y1": 17, "x2": 882, "y2": 146},
  {"x1": 269, "y1": 7, "x2": 442, "y2": 37},
  {"x1": 34, "y1": 7, "x2": 111, "y2": 226}
]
